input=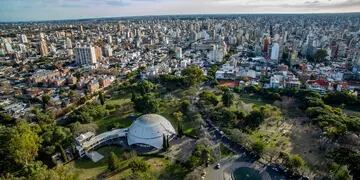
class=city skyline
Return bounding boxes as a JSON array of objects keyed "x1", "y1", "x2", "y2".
[{"x1": 1, "y1": 0, "x2": 360, "y2": 22}]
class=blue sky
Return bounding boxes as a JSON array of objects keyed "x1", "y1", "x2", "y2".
[{"x1": 0, "y1": 0, "x2": 359, "y2": 22}]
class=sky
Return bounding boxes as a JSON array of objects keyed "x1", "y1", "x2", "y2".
[{"x1": 0, "y1": 0, "x2": 359, "y2": 22}]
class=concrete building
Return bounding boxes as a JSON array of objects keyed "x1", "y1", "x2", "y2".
[
  {"x1": 75, "y1": 45, "x2": 97, "y2": 65},
  {"x1": 175, "y1": 47, "x2": 182, "y2": 59},
  {"x1": 75, "y1": 114, "x2": 176, "y2": 161},
  {"x1": 39, "y1": 39, "x2": 49, "y2": 57},
  {"x1": 20, "y1": 34, "x2": 28, "y2": 44},
  {"x1": 104, "y1": 45, "x2": 113, "y2": 57},
  {"x1": 271, "y1": 43, "x2": 280, "y2": 62}
]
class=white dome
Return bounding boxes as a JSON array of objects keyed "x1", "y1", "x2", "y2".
[{"x1": 127, "y1": 114, "x2": 176, "y2": 149}]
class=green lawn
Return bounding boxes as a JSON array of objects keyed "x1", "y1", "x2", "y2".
[
  {"x1": 69, "y1": 146, "x2": 125, "y2": 180},
  {"x1": 69, "y1": 145, "x2": 176, "y2": 180},
  {"x1": 105, "y1": 97, "x2": 131, "y2": 107},
  {"x1": 95, "y1": 110, "x2": 134, "y2": 133},
  {"x1": 95, "y1": 97, "x2": 135, "y2": 133},
  {"x1": 238, "y1": 95, "x2": 271, "y2": 107}
]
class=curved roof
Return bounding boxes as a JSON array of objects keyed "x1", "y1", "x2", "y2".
[{"x1": 127, "y1": 114, "x2": 176, "y2": 149}]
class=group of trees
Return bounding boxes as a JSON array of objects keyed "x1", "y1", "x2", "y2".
[
  {"x1": 221, "y1": 88, "x2": 234, "y2": 107},
  {"x1": 106, "y1": 150, "x2": 154, "y2": 179},
  {"x1": 303, "y1": 94, "x2": 360, "y2": 138},
  {"x1": 209, "y1": 105, "x2": 273, "y2": 130},
  {"x1": 132, "y1": 93, "x2": 159, "y2": 114},
  {"x1": 131, "y1": 80, "x2": 160, "y2": 114},
  {"x1": 199, "y1": 91, "x2": 219, "y2": 106},
  {"x1": 238, "y1": 85, "x2": 281, "y2": 102},
  {"x1": 162, "y1": 135, "x2": 171, "y2": 151},
  {"x1": 0, "y1": 118, "x2": 74, "y2": 179},
  {"x1": 186, "y1": 143, "x2": 214, "y2": 169},
  {"x1": 68, "y1": 103, "x2": 109, "y2": 124},
  {"x1": 323, "y1": 91, "x2": 359, "y2": 110},
  {"x1": 159, "y1": 65, "x2": 205, "y2": 90},
  {"x1": 279, "y1": 152, "x2": 306, "y2": 174}
]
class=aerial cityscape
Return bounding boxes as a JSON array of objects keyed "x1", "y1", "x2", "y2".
[{"x1": 0, "y1": 1, "x2": 360, "y2": 180}]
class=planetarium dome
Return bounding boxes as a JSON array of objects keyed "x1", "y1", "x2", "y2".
[{"x1": 127, "y1": 114, "x2": 176, "y2": 149}]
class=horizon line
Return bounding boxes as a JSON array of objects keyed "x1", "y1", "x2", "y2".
[{"x1": 1, "y1": 11, "x2": 359, "y2": 24}]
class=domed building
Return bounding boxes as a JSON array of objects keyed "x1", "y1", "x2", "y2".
[
  {"x1": 75, "y1": 114, "x2": 176, "y2": 161},
  {"x1": 127, "y1": 114, "x2": 176, "y2": 149}
]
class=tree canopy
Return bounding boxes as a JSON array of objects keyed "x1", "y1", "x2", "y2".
[
  {"x1": 181, "y1": 65, "x2": 205, "y2": 87},
  {"x1": 8, "y1": 121, "x2": 41, "y2": 166},
  {"x1": 222, "y1": 88, "x2": 234, "y2": 107}
]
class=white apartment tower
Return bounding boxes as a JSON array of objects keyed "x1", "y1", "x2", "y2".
[
  {"x1": 75, "y1": 45, "x2": 97, "y2": 65},
  {"x1": 175, "y1": 47, "x2": 182, "y2": 59},
  {"x1": 271, "y1": 43, "x2": 280, "y2": 62},
  {"x1": 104, "y1": 45, "x2": 113, "y2": 57},
  {"x1": 20, "y1": 34, "x2": 28, "y2": 43}
]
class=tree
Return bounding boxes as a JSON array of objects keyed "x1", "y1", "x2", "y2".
[
  {"x1": 289, "y1": 154, "x2": 305, "y2": 169},
  {"x1": 166, "y1": 135, "x2": 170, "y2": 149},
  {"x1": 99, "y1": 91, "x2": 105, "y2": 105},
  {"x1": 313, "y1": 49, "x2": 328, "y2": 64},
  {"x1": 24, "y1": 162, "x2": 76, "y2": 180},
  {"x1": 199, "y1": 91, "x2": 219, "y2": 106},
  {"x1": 8, "y1": 121, "x2": 41, "y2": 166},
  {"x1": 209, "y1": 107, "x2": 236, "y2": 127},
  {"x1": 129, "y1": 158, "x2": 149, "y2": 173},
  {"x1": 173, "y1": 111, "x2": 183, "y2": 122},
  {"x1": 41, "y1": 95, "x2": 51, "y2": 110},
  {"x1": 251, "y1": 140, "x2": 265, "y2": 155},
  {"x1": 162, "y1": 134, "x2": 168, "y2": 151},
  {"x1": 0, "y1": 125, "x2": 13, "y2": 173},
  {"x1": 132, "y1": 93, "x2": 159, "y2": 114},
  {"x1": 180, "y1": 100, "x2": 191, "y2": 114},
  {"x1": 244, "y1": 110, "x2": 265, "y2": 129},
  {"x1": 41, "y1": 126, "x2": 71, "y2": 156},
  {"x1": 181, "y1": 65, "x2": 205, "y2": 87},
  {"x1": 207, "y1": 64, "x2": 219, "y2": 81},
  {"x1": 222, "y1": 89, "x2": 234, "y2": 107},
  {"x1": 177, "y1": 121, "x2": 184, "y2": 137},
  {"x1": 330, "y1": 163, "x2": 352, "y2": 180},
  {"x1": 0, "y1": 112, "x2": 14, "y2": 125},
  {"x1": 136, "y1": 80, "x2": 155, "y2": 95},
  {"x1": 108, "y1": 152, "x2": 119, "y2": 171},
  {"x1": 201, "y1": 148, "x2": 210, "y2": 167}
]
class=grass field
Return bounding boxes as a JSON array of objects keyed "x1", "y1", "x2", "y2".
[
  {"x1": 68, "y1": 145, "x2": 180, "y2": 180},
  {"x1": 93, "y1": 95, "x2": 135, "y2": 133},
  {"x1": 69, "y1": 146, "x2": 124, "y2": 180}
]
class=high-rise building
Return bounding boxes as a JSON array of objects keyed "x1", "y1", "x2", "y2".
[
  {"x1": 271, "y1": 43, "x2": 280, "y2": 62},
  {"x1": 80, "y1": 25, "x2": 84, "y2": 33},
  {"x1": 20, "y1": 34, "x2": 28, "y2": 43},
  {"x1": 4, "y1": 41, "x2": 13, "y2": 54},
  {"x1": 39, "y1": 39, "x2": 48, "y2": 56},
  {"x1": 104, "y1": 45, "x2": 113, "y2": 57},
  {"x1": 19, "y1": 44, "x2": 27, "y2": 53},
  {"x1": 39, "y1": 32, "x2": 45, "y2": 40},
  {"x1": 0, "y1": 48, "x2": 5, "y2": 56},
  {"x1": 106, "y1": 34, "x2": 112, "y2": 44},
  {"x1": 263, "y1": 37, "x2": 270, "y2": 54},
  {"x1": 75, "y1": 45, "x2": 97, "y2": 65},
  {"x1": 175, "y1": 47, "x2": 182, "y2": 59},
  {"x1": 66, "y1": 38, "x2": 72, "y2": 49},
  {"x1": 94, "y1": 46, "x2": 102, "y2": 61}
]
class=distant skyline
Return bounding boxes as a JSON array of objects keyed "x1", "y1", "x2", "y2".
[{"x1": 1, "y1": 0, "x2": 360, "y2": 22}]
